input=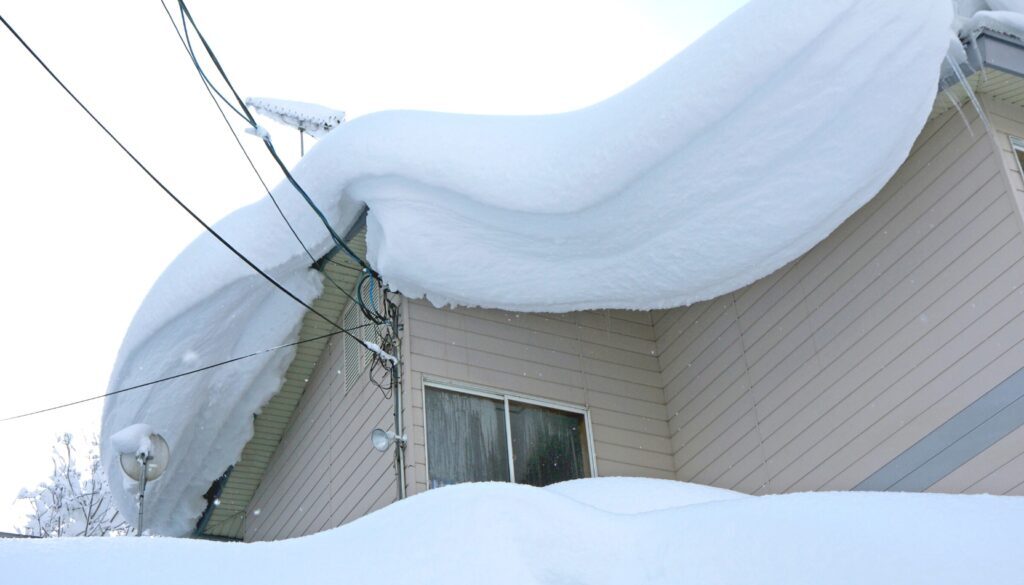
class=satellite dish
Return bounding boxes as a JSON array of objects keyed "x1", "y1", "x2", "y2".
[{"x1": 119, "y1": 433, "x2": 170, "y2": 482}]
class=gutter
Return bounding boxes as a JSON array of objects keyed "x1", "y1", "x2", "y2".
[{"x1": 940, "y1": 29, "x2": 1024, "y2": 92}]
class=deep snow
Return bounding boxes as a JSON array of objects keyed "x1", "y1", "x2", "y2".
[
  {"x1": 3, "y1": 479, "x2": 1023, "y2": 585},
  {"x1": 103, "y1": 0, "x2": 965, "y2": 536}
]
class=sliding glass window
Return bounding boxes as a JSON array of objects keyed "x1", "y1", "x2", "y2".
[{"x1": 425, "y1": 384, "x2": 593, "y2": 489}]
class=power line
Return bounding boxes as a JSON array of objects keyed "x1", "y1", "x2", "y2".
[
  {"x1": 175, "y1": 0, "x2": 376, "y2": 277},
  {"x1": 157, "y1": 0, "x2": 371, "y2": 316},
  {"x1": 0, "y1": 326, "x2": 372, "y2": 423},
  {"x1": 0, "y1": 11, "x2": 376, "y2": 352}
]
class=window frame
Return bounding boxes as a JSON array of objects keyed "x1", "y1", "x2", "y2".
[
  {"x1": 421, "y1": 378, "x2": 598, "y2": 488},
  {"x1": 1009, "y1": 135, "x2": 1024, "y2": 180}
]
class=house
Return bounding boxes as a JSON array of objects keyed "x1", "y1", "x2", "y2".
[{"x1": 183, "y1": 25, "x2": 1024, "y2": 541}]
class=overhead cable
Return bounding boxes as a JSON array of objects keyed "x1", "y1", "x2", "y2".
[
  {"x1": 175, "y1": 0, "x2": 377, "y2": 277},
  {"x1": 0, "y1": 326, "x2": 372, "y2": 423},
  {"x1": 0, "y1": 12, "x2": 382, "y2": 353},
  {"x1": 157, "y1": 0, "x2": 372, "y2": 316}
]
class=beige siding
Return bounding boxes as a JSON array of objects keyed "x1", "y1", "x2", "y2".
[
  {"x1": 403, "y1": 301, "x2": 674, "y2": 495},
  {"x1": 246, "y1": 318, "x2": 398, "y2": 542},
  {"x1": 245, "y1": 91, "x2": 1024, "y2": 539},
  {"x1": 983, "y1": 95, "x2": 1024, "y2": 234},
  {"x1": 927, "y1": 424, "x2": 1024, "y2": 496},
  {"x1": 656, "y1": 101, "x2": 1024, "y2": 494}
]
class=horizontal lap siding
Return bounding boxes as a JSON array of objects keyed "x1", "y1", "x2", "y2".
[
  {"x1": 915, "y1": 96, "x2": 1024, "y2": 497},
  {"x1": 405, "y1": 301, "x2": 673, "y2": 494},
  {"x1": 243, "y1": 94, "x2": 1024, "y2": 541},
  {"x1": 245, "y1": 326, "x2": 397, "y2": 542},
  {"x1": 656, "y1": 101, "x2": 1024, "y2": 494},
  {"x1": 927, "y1": 425, "x2": 1024, "y2": 495}
]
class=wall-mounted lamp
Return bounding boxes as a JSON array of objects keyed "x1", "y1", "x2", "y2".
[{"x1": 371, "y1": 428, "x2": 407, "y2": 452}]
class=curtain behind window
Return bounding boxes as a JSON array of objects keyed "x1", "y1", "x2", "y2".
[
  {"x1": 509, "y1": 401, "x2": 588, "y2": 487},
  {"x1": 425, "y1": 388, "x2": 510, "y2": 488}
]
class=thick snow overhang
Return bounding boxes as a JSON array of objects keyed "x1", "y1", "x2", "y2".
[
  {"x1": 102, "y1": 0, "x2": 957, "y2": 536},
  {"x1": 195, "y1": 232, "x2": 368, "y2": 539}
]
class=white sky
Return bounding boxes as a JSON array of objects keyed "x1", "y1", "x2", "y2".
[{"x1": 0, "y1": 0, "x2": 747, "y2": 531}]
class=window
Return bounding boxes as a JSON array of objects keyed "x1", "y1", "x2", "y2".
[
  {"x1": 424, "y1": 383, "x2": 594, "y2": 489},
  {"x1": 1011, "y1": 136, "x2": 1024, "y2": 180}
]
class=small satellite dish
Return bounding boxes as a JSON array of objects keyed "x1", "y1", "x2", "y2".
[{"x1": 119, "y1": 433, "x2": 170, "y2": 482}]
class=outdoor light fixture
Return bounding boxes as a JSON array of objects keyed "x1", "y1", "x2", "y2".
[{"x1": 371, "y1": 428, "x2": 406, "y2": 452}]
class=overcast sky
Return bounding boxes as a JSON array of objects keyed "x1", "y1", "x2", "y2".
[{"x1": 0, "y1": 0, "x2": 747, "y2": 531}]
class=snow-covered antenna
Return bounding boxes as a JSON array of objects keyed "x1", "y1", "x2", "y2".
[
  {"x1": 246, "y1": 97, "x2": 345, "y2": 155},
  {"x1": 113, "y1": 425, "x2": 170, "y2": 536}
]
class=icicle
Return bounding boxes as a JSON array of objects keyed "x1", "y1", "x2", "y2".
[
  {"x1": 944, "y1": 89, "x2": 974, "y2": 138},
  {"x1": 945, "y1": 53, "x2": 992, "y2": 135},
  {"x1": 968, "y1": 32, "x2": 988, "y2": 85}
]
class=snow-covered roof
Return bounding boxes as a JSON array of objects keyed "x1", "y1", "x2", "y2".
[
  {"x1": 962, "y1": 10, "x2": 1024, "y2": 39},
  {"x1": 102, "y1": 0, "x2": 960, "y2": 536}
]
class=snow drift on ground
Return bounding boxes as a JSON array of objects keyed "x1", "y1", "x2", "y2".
[
  {"x1": 3, "y1": 479, "x2": 1024, "y2": 585},
  {"x1": 545, "y1": 476, "x2": 746, "y2": 513},
  {"x1": 103, "y1": 0, "x2": 958, "y2": 536}
]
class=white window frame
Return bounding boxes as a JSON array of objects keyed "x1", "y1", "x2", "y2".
[
  {"x1": 1010, "y1": 136, "x2": 1024, "y2": 180},
  {"x1": 421, "y1": 378, "x2": 598, "y2": 487}
]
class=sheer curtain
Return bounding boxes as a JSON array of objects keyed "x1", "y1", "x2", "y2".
[
  {"x1": 509, "y1": 401, "x2": 588, "y2": 487},
  {"x1": 425, "y1": 388, "x2": 510, "y2": 488}
]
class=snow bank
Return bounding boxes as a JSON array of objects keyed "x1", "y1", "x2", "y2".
[
  {"x1": 3, "y1": 480, "x2": 1023, "y2": 584},
  {"x1": 545, "y1": 477, "x2": 746, "y2": 513},
  {"x1": 109, "y1": 423, "x2": 154, "y2": 457},
  {"x1": 103, "y1": 0, "x2": 957, "y2": 536}
]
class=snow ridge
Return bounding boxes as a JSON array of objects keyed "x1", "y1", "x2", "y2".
[{"x1": 4, "y1": 481, "x2": 1024, "y2": 584}]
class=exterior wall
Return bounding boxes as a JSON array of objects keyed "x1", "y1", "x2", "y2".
[
  {"x1": 246, "y1": 91, "x2": 1024, "y2": 540},
  {"x1": 403, "y1": 300, "x2": 674, "y2": 495},
  {"x1": 245, "y1": 321, "x2": 398, "y2": 542},
  {"x1": 655, "y1": 100, "x2": 1024, "y2": 495},
  {"x1": 927, "y1": 425, "x2": 1024, "y2": 495}
]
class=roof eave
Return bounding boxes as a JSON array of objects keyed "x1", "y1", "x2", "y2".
[{"x1": 941, "y1": 29, "x2": 1024, "y2": 92}]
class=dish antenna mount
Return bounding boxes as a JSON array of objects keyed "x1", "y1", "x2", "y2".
[{"x1": 118, "y1": 433, "x2": 170, "y2": 536}]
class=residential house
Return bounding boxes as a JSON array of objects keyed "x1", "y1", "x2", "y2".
[{"x1": 192, "y1": 26, "x2": 1024, "y2": 542}]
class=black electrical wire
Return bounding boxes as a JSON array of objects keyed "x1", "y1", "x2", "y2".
[
  {"x1": 0, "y1": 12, "x2": 378, "y2": 353},
  {"x1": 176, "y1": 0, "x2": 377, "y2": 277},
  {"x1": 0, "y1": 325, "x2": 373, "y2": 423},
  {"x1": 157, "y1": 0, "x2": 370, "y2": 314}
]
